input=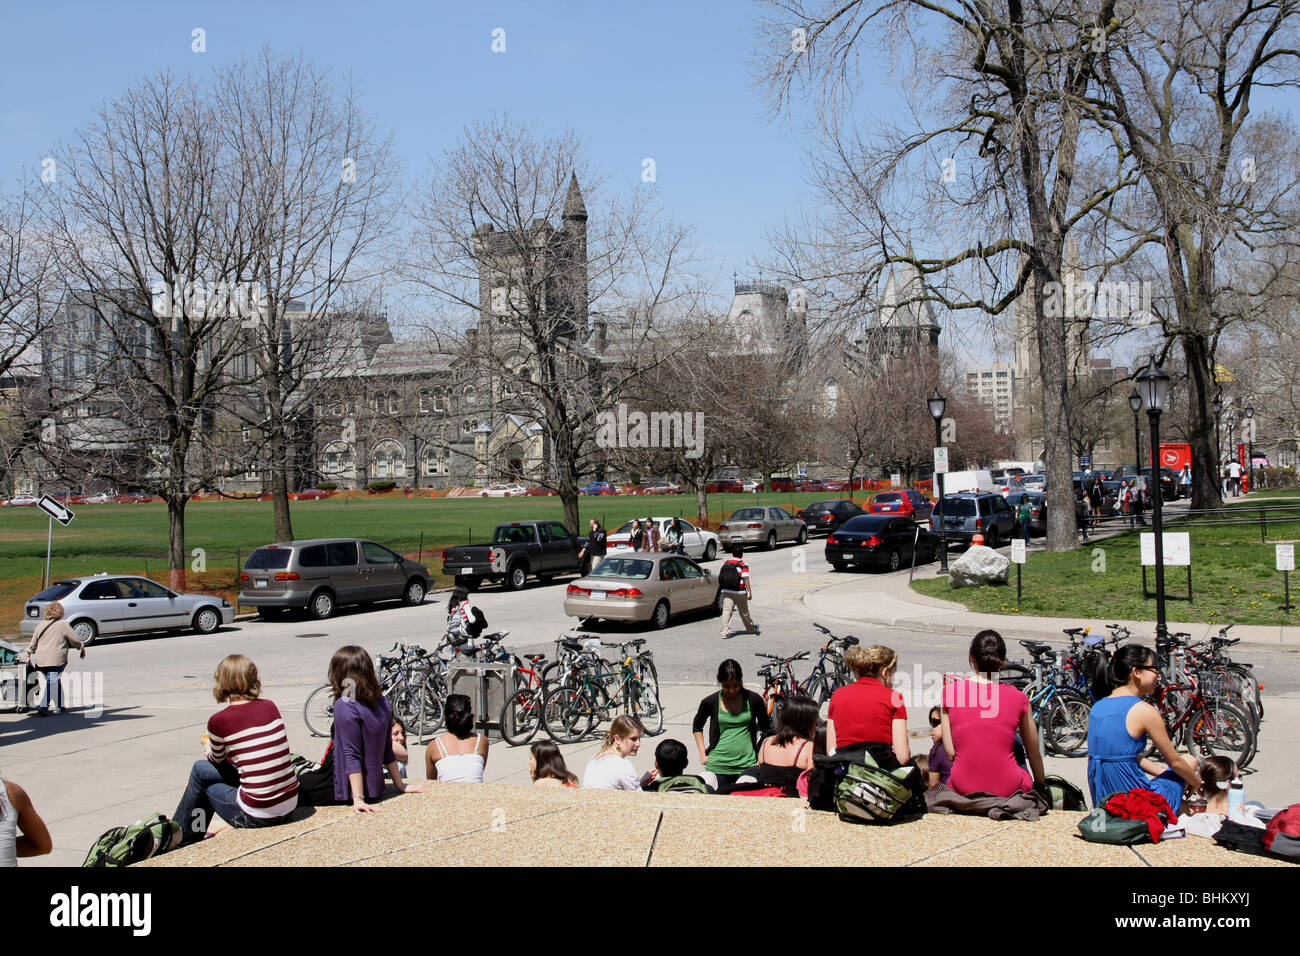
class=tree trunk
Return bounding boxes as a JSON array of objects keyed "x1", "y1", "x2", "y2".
[
  {"x1": 167, "y1": 494, "x2": 187, "y2": 592},
  {"x1": 696, "y1": 485, "x2": 708, "y2": 528},
  {"x1": 269, "y1": 405, "x2": 294, "y2": 542},
  {"x1": 1032, "y1": 253, "x2": 1078, "y2": 552},
  {"x1": 1180, "y1": 324, "x2": 1223, "y2": 511}
]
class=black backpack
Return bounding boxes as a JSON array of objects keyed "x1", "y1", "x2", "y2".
[{"x1": 718, "y1": 561, "x2": 743, "y2": 591}]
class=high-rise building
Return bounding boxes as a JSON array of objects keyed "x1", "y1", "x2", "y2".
[{"x1": 965, "y1": 362, "x2": 1016, "y2": 430}]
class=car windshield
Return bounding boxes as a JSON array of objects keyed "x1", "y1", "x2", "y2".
[
  {"x1": 839, "y1": 516, "x2": 889, "y2": 532},
  {"x1": 34, "y1": 582, "x2": 77, "y2": 601},
  {"x1": 590, "y1": 558, "x2": 654, "y2": 579},
  {"x1": 731, "y1": 509, "x2": 765, "y2": 520},
  {"x1": 940, "y1": 499, "x2": 978, "y2": 516},
  {"x1": 244, "y1": 548, "x2": 292, "y2": 571},
  {"x1": 874, "y1": 493, "x2": 900, "y2": 503}
]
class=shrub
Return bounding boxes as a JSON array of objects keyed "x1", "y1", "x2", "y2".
[
  {"x1": 367, "y1": 480, "x2": 398, "y2": 492},
  {"x1": 317, "y1": 482, "x2": 337, "y2": 491}
]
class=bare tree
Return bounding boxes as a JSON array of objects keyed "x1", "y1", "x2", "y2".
[{"x1": 406, "y1": 116, "x2": 706, "y2": 532}]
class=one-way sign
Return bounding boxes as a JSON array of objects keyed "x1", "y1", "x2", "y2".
[{"x1": 38, "y1": 494, "x2": 75, "y2": 526}]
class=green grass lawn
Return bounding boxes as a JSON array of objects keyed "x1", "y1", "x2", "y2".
[
  {"x1": 911, "y1": 498, "x2": 1300, "y2": 627},
  {"x1": 0, "y1": 490, "x2": 843, "y2": 631}
]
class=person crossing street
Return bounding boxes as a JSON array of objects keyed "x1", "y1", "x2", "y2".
[{"x1": 718, "y1": 545, "x2": 759, "y2": 638}]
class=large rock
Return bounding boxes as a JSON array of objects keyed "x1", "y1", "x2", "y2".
[{"x1": 948, "y1": 545, "x2": 1010, "y2": 589}]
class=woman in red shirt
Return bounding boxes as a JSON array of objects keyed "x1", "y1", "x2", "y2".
[
  {"x1": 826, "y1": 644, "x2": 909, "y2": 769},
  {"x1": 941, "y1": 630, "x2": 1046, "y2": 797}
]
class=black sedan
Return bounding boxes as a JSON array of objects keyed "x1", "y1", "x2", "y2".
[
  {"x1": 825, "y1": 515, "x2": 939, "y2": 572},
  {"x1": 795, "y1": 499, "x2": 866, "y2": 536}
]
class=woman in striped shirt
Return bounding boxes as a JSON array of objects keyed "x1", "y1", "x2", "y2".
[{"x1": 172, "y1": 654, "x2": 300, "y2": 845}]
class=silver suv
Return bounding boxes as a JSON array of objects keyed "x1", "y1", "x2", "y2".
[
  {"x1": 21, "y1": 574, "x2": 234, "y2": 643},
  {"x1": 930, "y1": 493, "x2": 1018, "y2": 548},
  {"x1": 239, "y1": 538, "x2": 431, "y2": 621}
]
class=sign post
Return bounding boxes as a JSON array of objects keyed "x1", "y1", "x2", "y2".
[
  {"x1": 1010, "y1": 538, "x2": 1026, "y2": 607},
  {"x1": 1279, "y1": 544, "x2": 1296, "y2": 613},
  {"x1": 36, "y1": 495, "x2": 76, "y2": 589}
]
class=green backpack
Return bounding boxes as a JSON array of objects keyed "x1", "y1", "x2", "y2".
[
  {"x1": 835, "y1": 759, "x2": 921, "y2": 824},
  {"x1": 1076, "y1": 806, "x2": 1151, "y2": 845},
  {"x1": 83, "y1": 812, "x2": 183, "y2": 867}
]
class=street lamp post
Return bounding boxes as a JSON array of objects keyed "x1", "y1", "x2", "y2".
[
  {"x1": 1137, "y1": 357, "x2": 1171, "y2": 642},
  {"x1": 928, "y1": 388, "x2": 948, "y2": 573},
  {"x1": 1245, "y1": 403, "x2": 1255, "y2": 494},
  {"x1": 1212, "y1": 394, "x2": 1223, "y2": 498},
  {"x1": 1226, "y1": 417, "x2": 1236, "y2": 498},
  {"x1": 1128, "y1": 389, "x2": 1143, "y2": 473}
]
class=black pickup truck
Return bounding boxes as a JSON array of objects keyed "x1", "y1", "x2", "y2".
[{"x1": 442, "y1": 520, "x2": 592, "y2": 591}]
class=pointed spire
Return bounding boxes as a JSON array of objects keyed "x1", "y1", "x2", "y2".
[{"x1": 563, "y1": 172, "x2": 587, "y2": 221}]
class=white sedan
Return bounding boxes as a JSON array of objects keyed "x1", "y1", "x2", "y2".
[
  {"x1": 83, "y1": 493, "x2": 116, "y2": 504},
  {"x1": 606, "y1": 516, "x2": 720, "y2": 561},
  {"x1": 480, "y1": 483, "x2": 528, "y2": 497}
]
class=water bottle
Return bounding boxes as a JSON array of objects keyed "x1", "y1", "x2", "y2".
[{"x1": 1227, "y1": 778, "x2": 1245, "y2": 818}]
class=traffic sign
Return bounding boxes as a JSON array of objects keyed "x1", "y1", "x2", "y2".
[
  {"x1": 933, "y1": 447, "x2": 949, "y2": 475},
  {"x1": 1080, "y1": 455, "x2": 1091, "y2": 467},
  {"x1": 1010, "y1": 539, "x2": 1026, "y2": 564},
  {"x1": 37, "y1": 495, "x2": 75, "y2": 526},
  {"x1": 1278, "y1": 544, "x2": 1295, "y2": 572}
]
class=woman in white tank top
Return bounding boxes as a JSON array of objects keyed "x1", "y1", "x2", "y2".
[
  {"x1": 424, "y1": 694, "x2": 489, "y2": 783},
  {"x1": 0, "y1": 777, "x2": 53, "y2": 866}
]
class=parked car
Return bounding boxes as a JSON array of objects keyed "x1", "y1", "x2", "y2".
[
  {"x1": 794, "y1": 499, "x2": 867, "y2": 536},
  {"x1": 741, "y1": 479, "x2": 763, "y2": 493},
  {"x1": 606, "y1": 517, "x2": 719, "y2": 561},
  {"x1": 481, "y1": 483, "x2": 528, "y2": 497},
  {"x1": 867, "y1": 490, "x2": 933, "y2": 523},
  {"x1": 1018, "y1": 474, "x2": 1047, "y2": 492},
  {"x1": 826, "y1": 515, "x2": 941, "y2": 573},
  {"x1": 82, "y1": 493, "x2": 116, "y2": 504},
  {"x1": 642, "y1": 481, "x2": 682, "y2": 495},
  {"x1": 717, "y1": 507, "x2": 807, "y2": 550},
  {"x1": 563, "y1": 552, "x2": 719, "y2": 629},
  {"x1": 930, "y1": 492, "x2": 1018, "y2": 548},
  {"x1": 1006, "y1": 491, "x2": 1047, "y2": 536},
  {"x1": 3, "y1": 495, "x2": 38, "y2": 506},
  {"x1": 580, "y1": 481, "x2": 616, "y2": 496},
  {"x1": 706, "y1": 479, "x2": 744, "y2": 493},
  {"x1": 442, "y1": 521, "x2": 588, "y2": 591},
  {"x1": 241, "y1": 538, "x2": 431, "y2": 620},
  {"x1": 291, "y1": 488, "x2": 332, "y2": 501},
  {"x1": 21, "y1": 573, "x2": 234, "y2": 642},
  {"x1": 939, "y1": 470, "x2": 997, "y2": 495}
]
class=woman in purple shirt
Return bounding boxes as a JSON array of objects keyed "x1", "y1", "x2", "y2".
[{"x1": 327, "y1": 646, "x2": 423, "y2": 812}]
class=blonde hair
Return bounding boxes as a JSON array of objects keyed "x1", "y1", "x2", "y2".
[
  {"x1": 598, "y1": 715, "x2": 643, "y2": 755},
  {"x1": 44, "y1": 602, "x2": 65, "y2": 621},
  {"x1": 212, "y1": 654, "x2": 261, "y2": 703},
  {"x1": 845, "y1": 644, "x2": 898, "y2": 679}
]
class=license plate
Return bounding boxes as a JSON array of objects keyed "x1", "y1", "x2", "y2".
[
  {"x1": 456, "y1": 569, "x2": 471, "y2": 575},
  {"x1": 590, "y1": 591, "x2": 606, "y2": 601},
  {"x1": 254, "y1": 579, "x2": 267, "y2": 589}
]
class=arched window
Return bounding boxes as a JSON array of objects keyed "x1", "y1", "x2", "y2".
[
  {"x1": 371, "y1": 439, "x2": 406, "y2": 479},
  {"x1": 321, "y1": 440, "x2": 354, "y2": 477}
]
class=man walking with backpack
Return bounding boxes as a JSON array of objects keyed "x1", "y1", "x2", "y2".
[
  {"x1": 578, "y1": 518, "x2": 606, "y2": 570},
  {"x1": 718, "y1": 545, "x2": 759, "y2": 638}
]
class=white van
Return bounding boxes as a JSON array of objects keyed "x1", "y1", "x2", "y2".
[{"x1": 937, "y1": 470, "x2": 996, "y2": 495}]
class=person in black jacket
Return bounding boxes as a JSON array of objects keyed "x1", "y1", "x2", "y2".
[
  {"x1": 692, "y1": 659, "x2": 771, "y2": 790},
  {"x1": 578, "y1": 518, "x2": 606, "y2": 569}
]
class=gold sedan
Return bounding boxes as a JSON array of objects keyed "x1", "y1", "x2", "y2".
[{"x1": 563, "y1": 552, "x2": 720, "y2": 629}]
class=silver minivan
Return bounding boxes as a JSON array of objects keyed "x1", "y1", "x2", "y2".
[{"x1": 238, "y1": 538, "x2": 431, "y2": 620}]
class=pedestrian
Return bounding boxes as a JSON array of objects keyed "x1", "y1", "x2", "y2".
[
  {"x1": 578, "y1": 517, "x2": 607, "y2": 568},
  {"x1": 1075, "y1": 487, "x2": 1090, "y2": 541},
  {"x1": 1227, "y1": 459, "x2": 1243, "y2": 497},
  {"x1": 662, "y1": 516, "x2": 685, "y2": 555},
  {"x1": 171, "y1": 654, "x2": 300, "y2": 845},
  {"x1": 1016, "y1": 494, "x2": 1033, "y2": 544},
  {"x1": 26, "y1": 602, "x2": 85, "y2": 716},
  {"x1": 1132, "y1": 483, "x2": 1148, "y2": 526},
  {"x1": 445, "y1": 587, "x2": 486, "y2": 645},
  {"x1": 1120, "y1": 480, "x2": 1134, "y2": 528},
  {"x1": 692, "y1": 660, "x2": 770, "y2": 791},
  {"x1": 1088, "y1": 477, "x2": 1103, "y2": 531},
  {"x1": 718, "y1": 544, "x2": 759, "y2": 637},
  {"x1": 642, "y1": 516, "x2": 659, "y2": 552},
  {"x1": 629, "y1": 519, "x2": 645, "y2": 551},
  {"x1": 0, "y1": 774, "x2": 53, "y2": 866},
  {"x1": 1179, "y1": 464, "x2": 1192, "y2": 499}
]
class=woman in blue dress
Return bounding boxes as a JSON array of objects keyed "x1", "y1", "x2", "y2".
[{"x1": 1087, "y1": 645, "x2": 1202, "y2": 810}]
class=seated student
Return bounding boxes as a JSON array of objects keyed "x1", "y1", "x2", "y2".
[
  {"x1": 390, "y1": 717, "x2": 409, "y2": 779},
  {"x1": 426, "y1": 695, "x2": 489, "y2": 783},
  {"x1": 1087, "y1": 645, "x2": 1201, "y2": 811},
  {"x1": 749, "y1": 694, "x2": 818, "y2": 794},
  {"x1": 530, "y1": 740, "x2": 579, "y2": 789},
  {"x1": 1182, "y1": 757, "x2": 1270, "y2": 838},
  {"x1": 827, "y1": 644, "x2": 909, "y2": 769},
  {"x1": 926, "y1": 706, "x2": 953, "y2": 787},
  {"x1": 583, "y1": 716, "x2": 657, "y2": 790},
  {"x1": 645, "y1": 739, "x2": 714, "y2": 794},
  {"x1": 942, "y1": 631, "x2": 1046, "y2": 798},
  {"x1": 173, "y1": 654, "x2": 300, "y2": 843}
]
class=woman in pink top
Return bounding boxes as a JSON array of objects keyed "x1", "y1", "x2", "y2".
[{"x1": 941, "y1": 631, "x2": 1046, "y2": 797}]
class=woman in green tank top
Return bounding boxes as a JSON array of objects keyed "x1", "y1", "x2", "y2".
[{"x1": 692, "y1": 659, "x2": 770, "y2": 789}]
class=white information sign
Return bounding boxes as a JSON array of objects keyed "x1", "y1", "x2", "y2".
[
  {"x1": 890, "y1": 473, "x2": 901, "y2": 488},
  {"x1": 933, "y1": 447, "x2": 949, "y2": 475},
  {"x1": 1010, "y1": 539, "x2": 1026, "y2": 564},
  {"x1": 1278, "y1": 544, "x2": 1296, "y2": 572},
  {"x1": 1139, "y1": 532, "x2": 1191, "y2": 566}
]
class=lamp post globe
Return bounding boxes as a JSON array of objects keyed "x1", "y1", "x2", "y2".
[{"x1": 1128, "y1": 389, "x2": 1142, "y2": 473}]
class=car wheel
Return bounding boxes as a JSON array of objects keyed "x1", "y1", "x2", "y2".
[
  {"x1": 887, "y1": 549, "x2": 901, "y2": 572},
  {"x1": 703, "y1": 541, "x2": 716, "y2": 561},
  {"x1": 985, "y1": 528, "x2": 999, "y2": 549},
  {"x1": 309, "y1": 589, "x2": 336, "y2": 620},
  {"x1": 192, "y1": 607, "x2": 221, "y2": 634},
  {"x1": 504, "y1": 563, "x2": 528, "y2": 591},
  {"x1": 766, "y1": 531, "x2": 777, "y2": 551},
  {"x1": 651, "y1": 600, "x2": 671, "y2": 630},
  {"x1": 402, "y1": 578, "x2": 426, "y2": 607},
  {"x1": 71, "y1": 619, "x2": 98, "y2": 644},
  {"x1": 797, "y1": 526, "x2": 808, "y2": 544}
]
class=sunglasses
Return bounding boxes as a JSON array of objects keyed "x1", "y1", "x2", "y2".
[
  {"x1": 929, "y1": 717, "x2": 942, "y2": 727},
  {"x1": 1133, "y1": 665, "x2": 1159, "y2": 673}
]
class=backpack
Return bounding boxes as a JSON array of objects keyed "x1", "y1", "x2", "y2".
[
  {"x1": 1214, "y1": 820, "x2": 1271, "y2": 858},
  {"x1": 83, "y1": 812, "x2": 183, "y2": 867},
  {"x1": 718, "y1": 561, "x2": 743, "y2": 592},
  {"x1": 1077, "y1": 807, "x2": 1151, "y2": 845},
  {"x1": 835, "y1": 759, "x2": 923, "y2": 824},
  {"x1": 655, "y1": 775, "x2": 712, "y2": 795},
  {"x1": 291, "y1": 748, "x2": 338, "y2": 806},
  {"x1": 1041, "y1": 774, "x2": 1088, "y2": 811},
  {"x1": 1263, "y1": 804, "x2": 1300, "y2": 859}
]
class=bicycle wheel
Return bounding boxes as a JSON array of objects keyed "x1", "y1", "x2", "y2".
[
  {"x1": 1185, "y1": 700, "x2": 1257, "y2": 769},
  {"x1": 1227, "y1": 666, "x2": 1263, "y2": 723},
  {"x1": 1042, "y1": 692, "x2": 1091, "y2": 758},
  {"x1": 409, "y1": 675, "x2": 446, "y2": 736},
  {"x1": 500, "y1": 687, "x2": 543, "y2": 746},
  {"x1": 303, "y1": 683, "x2": 335, "y2": 737},
  {"x1": 802, "y1": 675, "x2": 832, "y2": 707},
  {"x1": 628, "y1": 659, "x2": 663, "y2": 736},
  {"x1": 542, "y1": 683, "x2": 596, "y2": 744}
]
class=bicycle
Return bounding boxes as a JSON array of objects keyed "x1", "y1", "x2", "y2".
[
  {"x1": 755, "y1": 651, "x2": 809, "y2": 726},
  {"x1": 801, "y1": 624, "x2": 859, "y2": 704},
  {"x1": 1145, "y1": 632, "x2": 1257, "y2": 768},
  {"x1": 498, "y1": 651, "x2": 551, "y2": 746},
  {"x1": 1014, "y1": 639, "x2": 1092, "y2": 757},
  {"x1": 541, "y1": 638, "x2": 662, "y2": 742}
]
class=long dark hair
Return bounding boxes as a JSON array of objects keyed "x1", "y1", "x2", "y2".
[
  {"x1": 772, "y1": 694, "x2": 819, "y2": 747},
  {"x1": 448, "y1": 586, "x2": 469, "y2": 614},
  {"x1": 530, "y1": 740, "x2": 575, "y2": 783},
  {"x1": 328, "y1": 645, "x2": 382, "y2": 706},
  {"x1": 1101, "y1": 645, "x2": 1155, "y2": 697}
]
